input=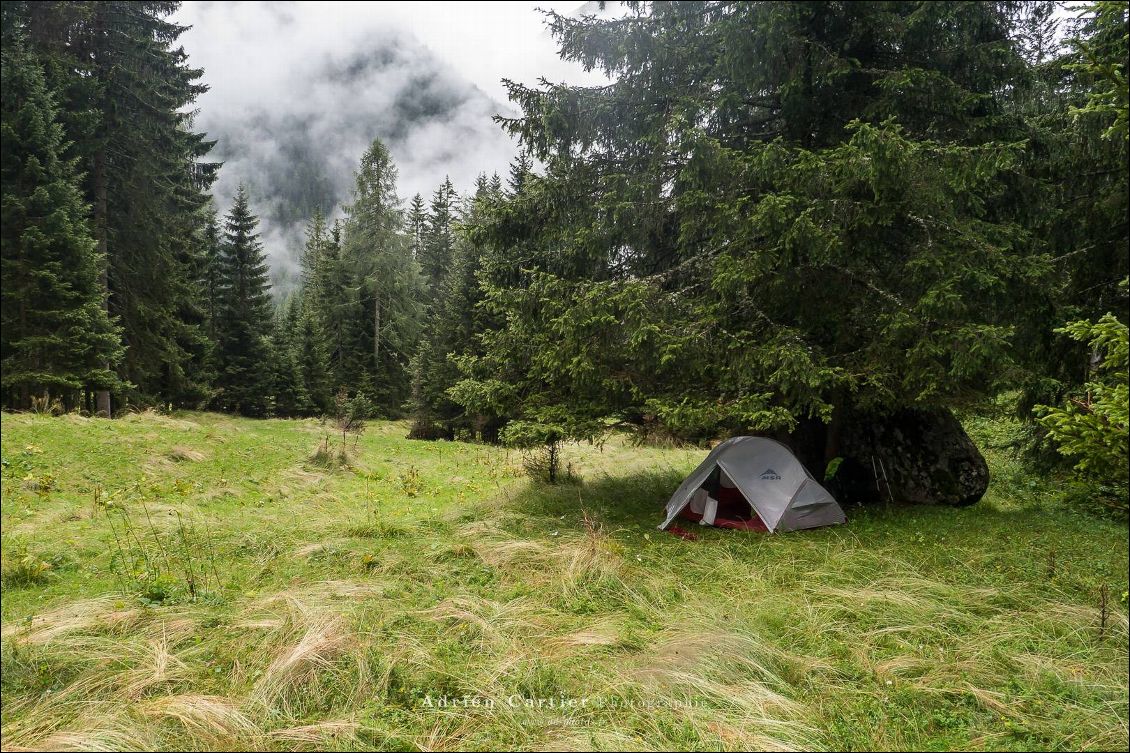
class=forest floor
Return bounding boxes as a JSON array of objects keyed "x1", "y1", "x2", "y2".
[{"x1": 1, "y1": 410, "x2": 1127, "y2": 752}]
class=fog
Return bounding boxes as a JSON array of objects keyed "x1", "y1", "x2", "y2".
[{"x1": 175, "y1": 1, "x2": 621, "y2": 287}]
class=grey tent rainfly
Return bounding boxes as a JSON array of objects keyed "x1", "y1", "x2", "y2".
[{"x1": 660, "y1": 437, "x2": 846, "y2": 533}]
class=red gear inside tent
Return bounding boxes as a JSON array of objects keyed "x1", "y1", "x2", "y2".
[{"x1": 678, "y1": 468, "x2": 769, "y2": 532}]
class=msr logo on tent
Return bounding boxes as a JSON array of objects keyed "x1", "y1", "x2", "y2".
[{"x1": 759, "y1": 468, "x2": 781, "y2": 480}]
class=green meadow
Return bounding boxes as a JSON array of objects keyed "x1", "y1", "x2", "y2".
[{"x1": 1, "y1": 410, "x2": 1127, "y2": 751}]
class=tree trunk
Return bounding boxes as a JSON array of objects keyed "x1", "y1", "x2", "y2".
[
  {"x1": 18, "y1": 282, "x2": 28, "y2": 410},
  {"x1": 94, "y1": 146, "x2": 112, "y2": 418},
  {"x1": 823, "y1": 393, "x2": 843, "y2": 476},
  {"x1": 374, "y1": 287, "x2": 380, "y2": 367},
  {"x1": 92, "y1": 6, "x2": 112, "y2": 419}
]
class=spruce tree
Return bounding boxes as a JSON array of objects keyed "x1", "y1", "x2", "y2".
[
  {"x1": 340, "y1": 139, "x2": 424, "y2": 414},
  {"x1": 409, "y1": 177, "x2": 502, "y2": 439},
  {"x1": 300, "y1": 207, "x2": 329, "y2": 300},
  {"x1": 507, "y1": 152, "x2": 533, "y2": 194},
  {"x1": 999, "y1": 1, "x2": 1129, "y2": 430},
  {"x1": 316, "y1": 220, "x2": 365, "y2": 390},
  {"x1": 268, "y1": 295, "x2": 309, "y2": 417},
  {"x1": 407, "y1": 193, "x2": 426, "y2": 261},
  {"x1": 295, "y1": 301, "x2": 332, "y2": 415},
  {"x1": 1, "y1": 35, "x2": 122, "y2": 411},
  {"x1": 453, "y1": 1, "x2": 1051, "y2": 450},
  {"x1": 419, "y1": 177, "x2": 457, "y2": 297},
  {"x1": 201, "y1": 203, "x2": 223, "y2": 342},
  {"x1": 6, "y1": 1, "x2": 219, "y2": 410},
  {"x1": 214, "y1": 186, "x2": 273, "y2": 417}
]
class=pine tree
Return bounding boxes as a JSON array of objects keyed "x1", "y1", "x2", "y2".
[
  {"x1": 269, "y1": 295, "x2": 309, "y2": 417},
  {"x1": 340, "y1": 138, "x2": 424, "y2": 414},
  {"x1": 214, "y1": 186, "x2": 273, "y2": 417},
  {"x1": 406, "y1": 193, "x2": 426, "y2": 261},
  {"x1": 419, "y1": 177, "x2": 457, "y2": 297},
  {"x1": 1, "y1": 34, "x2": 123, "y2": 410}
]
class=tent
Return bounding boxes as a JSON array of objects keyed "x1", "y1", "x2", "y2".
[{"x1": 659, "y1": 436, "x2": 846, "y2": 533}]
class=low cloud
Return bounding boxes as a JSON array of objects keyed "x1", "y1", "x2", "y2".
[{"x1": 175, "y1": 1, "x2": 619, "y2": 287}]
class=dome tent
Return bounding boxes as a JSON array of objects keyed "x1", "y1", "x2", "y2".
[{"x1": 659, "y1": 436, "x2": 846, "y2": 533}]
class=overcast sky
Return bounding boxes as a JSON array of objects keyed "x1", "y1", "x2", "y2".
[{"x1": 173, "y1": 1, "x2": 621, "y2": 278}]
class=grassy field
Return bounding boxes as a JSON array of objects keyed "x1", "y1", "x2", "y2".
[{"x1": 0, "y1": 410, "x2": 1126, "y2": 752}]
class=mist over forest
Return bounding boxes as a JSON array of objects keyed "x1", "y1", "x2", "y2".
[
  {"x1": 174, "y1": 1, "x2": 618, "y2": 290},
  {"x1": 190, "y1": 28, "x2": 513, "y2": 289}
]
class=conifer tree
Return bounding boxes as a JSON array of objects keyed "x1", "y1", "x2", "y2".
[
  {"x1": 340, "y1": 139, "x2": 424, "y2": 414},
  {"x1": 295, "y1": 208, "x2": 336, "y2": 410},
  {"x1": 454, "y1": 1, "x2": 1051, "y2": 450},
  {"x1": 214, "y1": 186, "x2": 273, "y2": 417},
  {"x1": 1, "y1": 35, "x2": 123, "y2": 411},
  {"x1": 295, "y1": 300, "x2": 332, "y2": 414},
  {"x1": 201, "y1": 204, "x2": 223, "y2": 342},
  {"x1": 315, "y1": 220, "x2": 364, "y2": 390},
  {"x1": 5, "y1": 1, "x2": 218, "y2": 410},
  {"x1": 300, "y1": 207, "x2": 330, "y2": 300},
  {"x1": 507, "y1": 152, "x2": 533, "y2": 194},
  {"x1": 269, "y1": 295, "x2": 309, "y2": 416},
  {"x1": 409, "y1": 177, "x2": 502, "y2": 439},
  {"x1": 407, "y1": 193, "x2": 426, "y2": 261},
  {"x1": 419, "y1": 177, "x2": 457, "y2": 297}
]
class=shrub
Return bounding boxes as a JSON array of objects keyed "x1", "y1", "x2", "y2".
[{"x1": 1035, "y1": 286, "x2": 1129, "y2": 510}]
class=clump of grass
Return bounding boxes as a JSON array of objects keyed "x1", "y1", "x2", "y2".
[
  {"x1": 168, "y1": 445, "x2": 206, "y2": 462},
  {"x1": 1, "y1": 537, "x2": 55, "y2": 588},
  {"x1": 346, "y1": 520, "x2": 411, "y2": 539},
  {"x1": 309, "y1": 434, "x2": 349, "y2": 468},
  {"x1": 267, "y1": 719, "x2": 360, "y2": 749},
  {"x1": 121, "y1": 408, "x2": 200, "y2": 431},
  {"x1": 2, "y1": 596, "x2": 143, "y2": 646},
  {"x1": 294, "y1": 540, "x2": 348, "y2": 560},
  {"x1": 140, "y1": 694, "x2": 258, "y2": 742},
  {"x1": 105, "y1": 504, "x2": 222, "y2": 603},
  {"x1": 435, "y1": 542, "x2": 477, "y2": 561},
  {"x1": 253, "y1": 611, "x2": 358, "y2": 713}
]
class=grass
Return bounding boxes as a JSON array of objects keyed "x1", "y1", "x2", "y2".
[{"x1": 0, "y1": 408, "x2": 1126, "y2": 751}]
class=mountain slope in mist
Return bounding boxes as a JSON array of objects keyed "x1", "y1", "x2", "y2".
[{"x1": 187, "y1": 15, "x2": 517, "y2": 288}]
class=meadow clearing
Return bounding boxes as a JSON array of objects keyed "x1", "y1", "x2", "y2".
[{"x1": 1, "y1": 410, "x2": 1127, "y2": 751}]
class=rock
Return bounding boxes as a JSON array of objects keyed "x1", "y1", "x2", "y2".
[{"x1": 784, "y1": 407, "x2": 989, "y2": 507}]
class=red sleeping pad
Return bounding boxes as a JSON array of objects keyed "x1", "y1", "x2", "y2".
[{"x1": 679, "y1": 486, "x2": 769, "y2": 532}]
